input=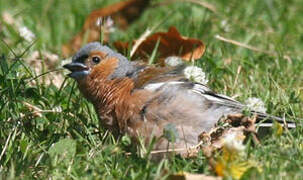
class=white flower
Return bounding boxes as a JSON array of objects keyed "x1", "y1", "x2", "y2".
[
  {"x1": 164, "y1": 56, "x2": 184, "y2": 67},
  {"x1": 245, "y1": 97, "x2": 267, "y2": 113},
  {"x1": 96, "y1": 16, "x2": 115, "y2": 32},
  {"x1": 19, "y1": 26, "x2": 35, "y2": 42},
  {"x1": 220, "y1": 20, "x2": 228, "y2": 27},
  {"x1": 184, "y1": 65, "x2": 208, "y2": 84},
  {"x1": 105, "y1": 16, "x2": 114, "y2": 28},
  {"x1": 220, "y1": 19, "x2": 230, "y2": 32},
  {"x1": 223, "y1": 130, "x2": 245, "y2": 152},
  {"x1": 96, "y1": 17, "x2": 103, "y2": 26},
  {"x1": 106, "y1": 17, "x2": 115, "y2": 33}
]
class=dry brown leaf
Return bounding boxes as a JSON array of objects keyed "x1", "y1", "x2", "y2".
[
  {"x1": 197, "y1": 114, "x2": 263, "y2": 179},
  {"x1": 114, "y1": 26, "x2": 205, "y2": 64},
  {"x1": 114, "y1": 41, "x2": 130, "y2": 54},
  {"x1": 168, "y1": 172, "x2": 222, "y2": 180},
  {"x1": 200, "y1": 114, "x2": 260, "y2": 157},
  {"x1": 25, "y1": 51, "x2": 64, "y2": 88},
  {"x1": 62, "y1": 0, "x2": 151, "y2": 57},
  {"x1": 200, "y1": 126, "x2": 246, "y2": 158}
]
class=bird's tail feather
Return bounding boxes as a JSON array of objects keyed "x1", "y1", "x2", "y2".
[
  {"x1": 252, "y1": 111, "x2": 297, "y2": 129},
  {"x1": 200, "y1": 87, "x2": 298, "y2": 129}
]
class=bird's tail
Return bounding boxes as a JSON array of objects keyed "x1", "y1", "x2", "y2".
[
  {"x1": 198, "y1": 85, "x2": 298, "y2": 129},
  {"x1": 252, "y1": 111, "x2": 297, "y2": 129}
]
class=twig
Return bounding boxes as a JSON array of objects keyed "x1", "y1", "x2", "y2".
[
  {"x1": 130, "y1": 11, "x2": 173, "y2": 58},
  {"x1": 125, "y1": 147, "x2": 189, "y2": 155},
  {"x1": 21, "y1": 101, "x2": 62, "y2": 118},
  {"x1": 0, "y1": 127, "x2": 16, "y2": 161},
  {"x1": 233, "y1": 65, "x2": 242, "y2": 89},
  {"x1": 130, "y1": 29, "x2": 152, "y2": 57},
  {"x1": 152, "y1": 0, "x2": 217, "y2": 13},
  {"x1": 215, "y1": 35, "x2": 275, "y2": 55},
  {"x1": 149, "y1": 147, "x2": 188, "y2": 154},
  {"x1": 125, "y1": 142, "x2": 203, "y2": 156},
  {"x1": 35, "y1": 153, "x2": 44, "y2": 167},
  {"x1": 184, "y1": 0, "x2": 217, "y2": 13}
]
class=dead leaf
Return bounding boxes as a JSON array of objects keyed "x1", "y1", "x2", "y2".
[
  {"x1": 198, "y1": 114, "x2": 263, "y2": 180},
  {"x1": 114, "y1": 26, "x2": 205, "y2": 64},
  {"x1": 25, "y1": 51, "x2": 64, "y2": 88},
  {"x1": 200, "y1": 114, "x2": 260, "y2": 157},
  {"x1": 168, "y1": 172, "x2": 222, "y2": 180},
  {"x1": 114, "y1": 41, "x2": 130, "y2": 54},
  {"x1": 200, "y1": 126, "x2": 246, "y2": 158},
  {"x1": 62, "y1": 0, "x2": 151, "y2": 57}
]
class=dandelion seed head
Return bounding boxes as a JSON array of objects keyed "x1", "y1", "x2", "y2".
[
  {"x1": 223, "y1": 131, "x2": 245, "y2": 152},
  {"x1": 245, "y1": 97, "x2": 267, "y2": 113},
  {"x1": 19, "y1": 26, "x2": 35, "y2": 42},
  {"x1": 184, "y1": 65, "x2": 208, "y2": 84},
  {"x1": 220, "y1": 20, "x2": 230, "y2": 32},
  {"x1": 164, "y1": 56, "x2": 184, "y2": 67}
]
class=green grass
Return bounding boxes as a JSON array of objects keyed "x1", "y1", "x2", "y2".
[{"x1": 1, "y1": 0, "x2": 303, "y2": 179}]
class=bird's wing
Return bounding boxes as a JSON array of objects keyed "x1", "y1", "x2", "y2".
[
  {"x1": 128, "y1": 65, "x2": 297, "y2": 150},
  {"x1": 131, "y1": 64, "x2": 296, "y2": 128},
  {"x1": 132, "y1": 64, "x2": 243, "y2": 108}
]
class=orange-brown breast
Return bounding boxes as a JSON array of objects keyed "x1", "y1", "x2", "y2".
[{"x1": 77, "y1": 57, "x2": 153, "y2": 136}]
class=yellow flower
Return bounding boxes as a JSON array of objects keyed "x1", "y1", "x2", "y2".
[
  {"x1": 273, "y1": 121, "x2": 283, "y2": 137},
  {"x1": 215, "y1": 148, "x2": 261, "y2": 179},
  {"x1": 214, "y1": 130, "x2": 261, "y2": 179}
]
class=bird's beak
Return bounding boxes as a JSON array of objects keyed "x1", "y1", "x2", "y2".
[
  {"x1": 63, "y1": 62, "x2": 90, "y2": 79},
  {"x1": 63, "y1": 62, "x2": 88, "y2": 72}
]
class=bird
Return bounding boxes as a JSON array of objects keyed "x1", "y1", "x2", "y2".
[{"x1": 63, "y1": 42, "x2": 296, "y2": 152}]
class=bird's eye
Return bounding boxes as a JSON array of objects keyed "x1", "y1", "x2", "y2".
[{"x1": 92, "y1": 56, "x2": 101, "y2": 64}]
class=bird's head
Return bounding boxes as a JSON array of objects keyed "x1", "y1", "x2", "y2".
[
  {"x1": 63, "y1": 42, "x2": 139, "y2": 103},
  {"x1": 63, "y1": 42, "x2": 134, "y2": 81}
]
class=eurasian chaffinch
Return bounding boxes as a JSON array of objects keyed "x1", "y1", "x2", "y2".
[{"x1": 63, "y1": 42, "x2": 295, "y2": 151}]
